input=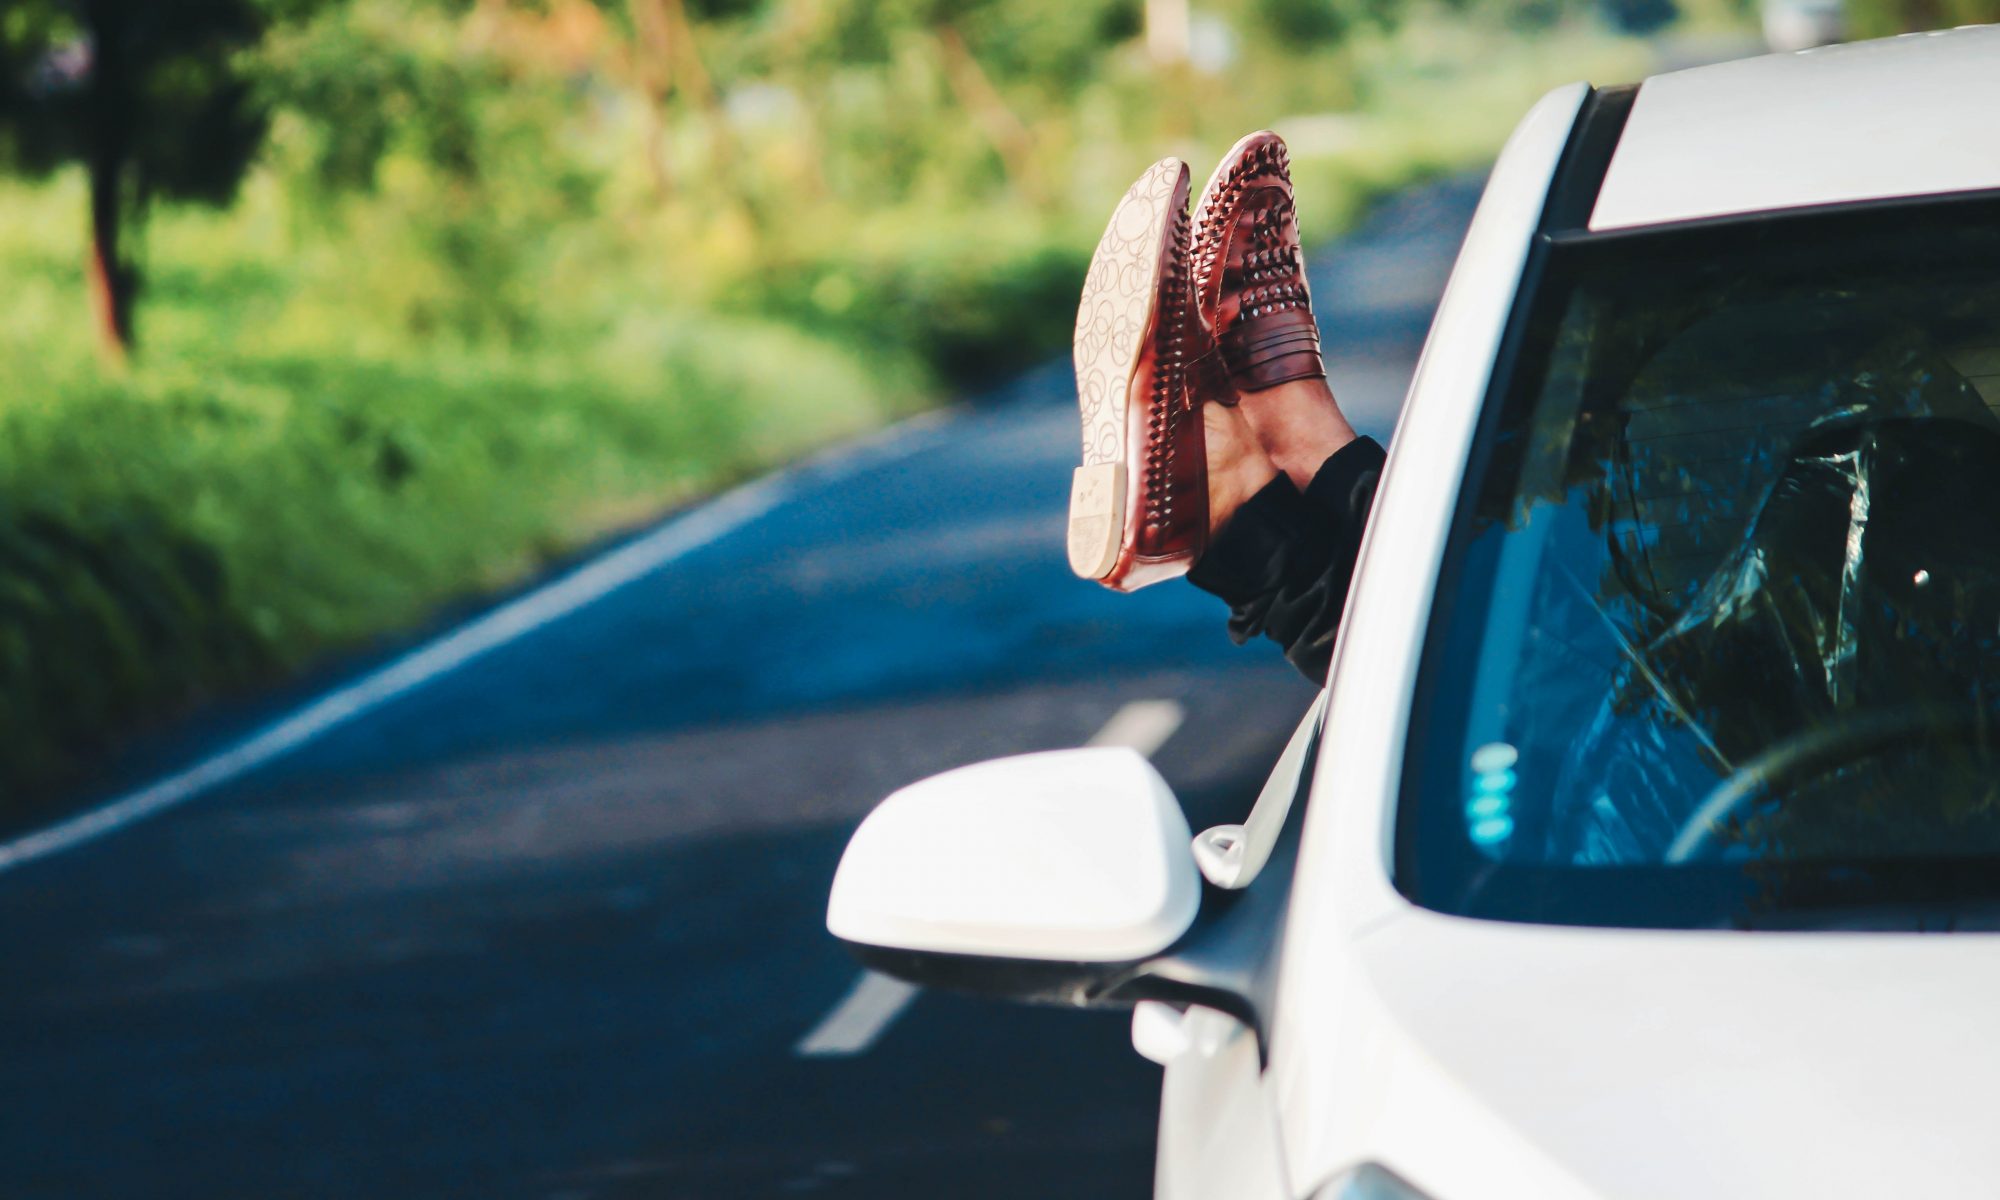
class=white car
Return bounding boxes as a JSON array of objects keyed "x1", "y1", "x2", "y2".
[{"x1": 828, "y1": 28, "x2": 2000, "y2": 1200}]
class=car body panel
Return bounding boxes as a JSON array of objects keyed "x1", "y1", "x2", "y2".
[
  {"x1": 1350, "y1": 912, "x2": 2000, "y2": 1198},
  {"x1": 1154, "y1": 1005, "x2": 1291, "y2": 1200},
  {"x1": 1268, "y1": 80, "x2": 1590, "y2": 1195},
  {"x1": 1592, "y1": 25, "x2": 2000, "y2": 231},
  {"x1": 1271, "y1": 924, "x2": 1605, "y2": 1200},
  {"x1": 1152, "y1": 701, "x2": 1330, "y2": 1200}
]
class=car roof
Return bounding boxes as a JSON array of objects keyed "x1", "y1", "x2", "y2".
[{"x1": 1590, "y1": 24, "x2": 2000, "y2": 231}]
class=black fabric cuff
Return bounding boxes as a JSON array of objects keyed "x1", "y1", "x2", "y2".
[
  {"x1": 1184, "y1": 433, "x2": 1387, "y2": 685},
  {"x1": 1187, "y1": 473, "x2": 1332, "y2": 606},
  {"x1": 1302, "y1": 436, "x2": 1387, "y2": 525}
]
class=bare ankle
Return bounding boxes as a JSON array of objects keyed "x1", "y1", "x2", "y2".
[{"x1": 1237, "y1": 378, "x2": 1356, "y2": 491}]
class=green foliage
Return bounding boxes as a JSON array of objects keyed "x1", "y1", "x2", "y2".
[
  {"x1": 1845, "y1": 0, "x2": 1998, "y2": 37},
  {"x1": 254, "y1": 5, "x2": 489, "y2": 192},
  {"x1": 1254, "y1": 0, "x2": 1357, "y2": 43},
  {"x1": 252, "y1": 2, "x2": 607, "y2": 342},
  {"x1": 954, "y1": 0, "x2": 1146, "y2": 82},
  {"x1": 0, "y1": 0, "x2": 267, "y2": 197},
  {"x1": 0, "y1": 502, "x2": 262, "y2": 809}
]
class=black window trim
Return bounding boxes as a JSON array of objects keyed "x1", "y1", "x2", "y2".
[{"x1": 1390, "y1": 82, "x2": 1633, "y2": 910}]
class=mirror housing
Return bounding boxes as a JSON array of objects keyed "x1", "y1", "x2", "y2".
[{"x1": 827, "y1": 747, "x2": 1201, "y2": 1003}]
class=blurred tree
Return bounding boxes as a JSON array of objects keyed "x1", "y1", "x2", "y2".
[
  {"x1": 932, "y1": 20, "x2": 1043, "y2": 200},
  {"x1": 943, "y1": 0, "x2": 1142, "y2": 87},
  {"x1": 625, "y1": 0, "x2": 682, "y2": 195},
  {"x1": 623, "y1": 0, "x2": 754, "y2": 207},
  {"x1": 255, "y1": 1, "x2": 607, "y2": 342},
  {"x1": 759, "y1": 0, "x2": 1143, "y2": 204},
  {"x1": 0, "y1": 0, "x2": 274, "y2": 359},
  {"x1": 1252, "y1": 0, "x2": 1359, "y2": 43},
  {"x1": 255, "y1": 4, "x2": 485, "y2": 194}
]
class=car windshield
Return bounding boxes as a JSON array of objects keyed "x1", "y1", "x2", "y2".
[{"x1": 1398, "y1": 196, "x2": 2000, "y2": 930}]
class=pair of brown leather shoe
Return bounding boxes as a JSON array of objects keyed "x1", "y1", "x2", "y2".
[{"x1": 1068, "y1": 132, "x2": 1325, "y2": 591}]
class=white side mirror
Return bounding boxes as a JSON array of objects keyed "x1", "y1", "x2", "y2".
[{"x1": 827, "y1": 748, "x2": 1200, "y2": 969}]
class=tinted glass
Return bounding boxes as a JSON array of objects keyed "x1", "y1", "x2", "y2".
[{"x1": 1399, "y1": 197, "x2": 2000, "y2": 929}]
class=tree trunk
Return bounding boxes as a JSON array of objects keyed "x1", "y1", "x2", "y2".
[
  {"x1": 933, "y1": 25, "x2": 1045, "y2": 205},
  {"x1": 658, "y1": 0, "x2": 766, "y2": 229},
  {"x1": 82, "y1": 0, "x2": 136, "y2": 362},
  {"x1": 628, "y1": 0, "x2": 676, "y2": 199},
  {"x1": 86, "y1": 155, "x2": 134, "y2": 362}
]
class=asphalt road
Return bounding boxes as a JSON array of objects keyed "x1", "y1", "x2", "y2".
[{"x1": 0, "y1": 176, "x2": 1478, "y2": 1200}]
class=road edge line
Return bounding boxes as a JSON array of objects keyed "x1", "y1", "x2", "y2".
[
  {"x1": 0, "y1": 410, "x2": 953, "y2": 877},
  {"x1": 794, "y1": 973, "x2": 922, "y2": 1058}
]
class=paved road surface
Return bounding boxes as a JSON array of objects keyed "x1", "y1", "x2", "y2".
[{"x1": 0, "y1": 177, "x2": 1478, "y2": 1200}]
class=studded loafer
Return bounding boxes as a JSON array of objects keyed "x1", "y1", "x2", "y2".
[
  {"x1": 1191, "y1": 131, "x2": 1327, "y2": 394},
  {"x1": 1068, "y1": 158, "x2": 1217, "y2": 591}
]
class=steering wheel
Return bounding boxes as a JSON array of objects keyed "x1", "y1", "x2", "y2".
[{"x1": 1665, "y1": 708, "x2": 1998, "y2": 863}]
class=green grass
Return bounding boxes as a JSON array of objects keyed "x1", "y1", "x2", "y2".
[{"x1": 0, "y1": 173, "x2": 923, "y2": 818}]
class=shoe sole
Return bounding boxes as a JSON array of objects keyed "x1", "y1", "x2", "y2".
[{"x1": 1069, "y1": 158, "x2": 1189, "y2": 580}]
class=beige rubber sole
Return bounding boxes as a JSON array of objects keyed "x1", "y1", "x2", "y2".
[{"x1": 1069, "y1": 158, "x2": 1186, "y2": 580}]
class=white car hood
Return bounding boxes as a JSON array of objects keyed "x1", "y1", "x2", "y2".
[{"x1": 1353, "y1": 912, "x2": 2000, "y2": 1198}]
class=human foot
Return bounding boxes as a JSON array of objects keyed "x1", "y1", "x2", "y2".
[
  {"x1": 1204, "y1": 401, "x2": 1280, "y2": 536},
  {"x1": 1068, "y1": 158, "x2": 1214, "y2": 591},
  {"x1": 1237, "y1": 376, "x2": 1356, "y2": 492},
  {"x1": 1191, "y1": 131, "x2": 1327, "y2": 394}
]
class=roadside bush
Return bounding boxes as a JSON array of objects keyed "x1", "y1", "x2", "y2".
[
  {"x1": 0, "y1": 173, "x2": 918, "y2": 813},
  {"x1": 730, "y1": 224, "x2": 1092, "y2": 386},
  {"x1": 0, "y1": 505, "x2": 266, "y2": 820}
]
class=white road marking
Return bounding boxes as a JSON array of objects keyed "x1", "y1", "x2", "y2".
[
  {"x1": 1085, "y1": 698, "x2": 1187, "y2": 757},
  {"x1": 800, "y1": 696, "x2": 1187, "y2": 1058},
  {"x1": 794, "y1": 972, "x2": 921, "y2": 1058},
  {"x1": 0, "y1": 413, "x2": 952, "y2": 877}
]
